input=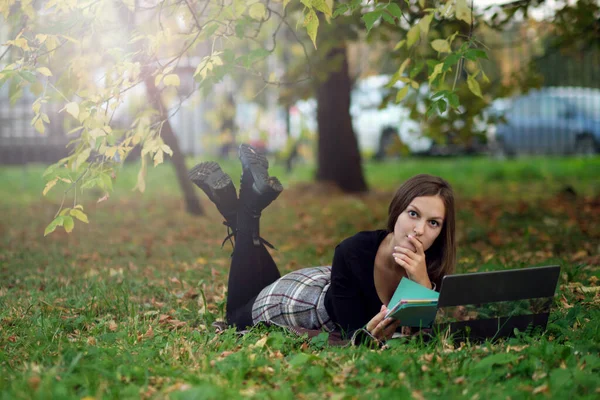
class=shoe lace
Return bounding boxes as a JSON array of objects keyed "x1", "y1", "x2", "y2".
[
  {"x1": 221, "y1": 222, "x2": 235, "y2": 249},
  {"x1": 220, "y1": 221, "x2": 277, "y2": 251}
]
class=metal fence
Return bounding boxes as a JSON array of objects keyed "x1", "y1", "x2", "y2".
[{"x1": 1, "y1": 40, "x2": 599, "y2": 165}]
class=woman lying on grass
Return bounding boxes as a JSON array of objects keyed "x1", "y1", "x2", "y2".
[{"x1": 189, "y1": 144, "x2": 456, "y2": 345}]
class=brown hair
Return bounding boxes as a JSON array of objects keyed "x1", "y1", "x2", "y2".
[{"x1": 386, "y1": 174, "x2": 456, "y2": 289}]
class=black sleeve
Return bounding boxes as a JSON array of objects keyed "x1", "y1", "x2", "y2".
[{"x1": 328, "y1": 242, "x2": 370, "y2": 336}]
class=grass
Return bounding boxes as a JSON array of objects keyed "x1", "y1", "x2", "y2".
[{"x1": 0, "y1": 155, "x2": 599, "y2": 399}]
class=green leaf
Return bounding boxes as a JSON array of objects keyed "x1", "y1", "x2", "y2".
[
  {"x1": 63, "y1": 215, "x2": 74, "y2": 233},
  {"x1": 248, "y1": 3, "x2": 266, "y2": 20},
  {"x1": 304, "y1": 9, "x2": 319, "y2": 49},
  {"x1": 312, "y1": 0, "x2": 332, "y2": 17},
  {"x1": 465, "y1": 48, "x2": 488, "y2": 61},
  {"x1": 431, "y1": 39, "x2": 451, "y2": 53},
  {"x1": 386, "y1": 3, "x2": 403, "y2": 20},
  {"x1": 362, "y1": 11, "x2": 382, "y2": 33},
  {"x1": 99, "y1": 173, "x2": 113, "y2": 191},
  {"x1": 448, "y1": 91, "x2": 460, "y2": 108},
  {"x1": 381, "y1": 11, "x2": 394, "y2": 25},
  {"x1": 395, "y1": 86, "x2": 409, "y2": 103},
  {"x1": 18, "y1": 71, "x2": 36, "y2": 83},
  {"x1": 409, "y1": 60, "x2": 425, "y2": 79},
  {"x1": 467, "y1": 75, "x2": 483, "y2": 98},
  {"x1": 473, "y1": 353, "x2": 519, "y2": 370},
  {"x1": 406, "y1": 25, "x2": 420, "y2": 48},
  {"x1": 44, "y1": 216, "x2": 64, "y2": 236},
  {"x1": 443, "y1": 52, "x2": 462, "y2": 72},
  {"x1": 70, "y1": 209, "x2": 89, "y2": 223},
  {"x1": 288, "y1": 353, "x2": 313, "y2": 367}
]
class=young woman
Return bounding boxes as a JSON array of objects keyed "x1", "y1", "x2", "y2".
[{"x1": 189, "y1": 144, "x2": 456, "y2": 343}]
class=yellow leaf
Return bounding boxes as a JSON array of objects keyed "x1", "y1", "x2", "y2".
[
  {"x1": 36, "y1": 67, "x2": 53, "y2": 77},
  {"x1": 63, "y1": 216, "x2": 74, "y2": 233},
  {"x1": 43, "y1": 178, "x2": 58, "y2": 196},
  {"x1": 248, "y1": 3, "x2": 266, "y2": 20},
  {"x1": 161, "y1": 144, "x2": 173, "y2": 156},
  {"x1": 429, "y1": 62, "x2": 444, "y2": 84},
  {"x1": 395, "y1": 86, "x2": 409, "y2": 103},
  {"x1": 45, "y1": 35, "x2": 58, "y2": 55},
  {"x1": 431, "y1": 39, "x2": 451, "y2": 53},
  {"x1": 70, "y1": 209, "x2": 89, "y2": 223},
  {"x1": 304, "y1": 9, "x2": 319, "y2": 49},
  {"x1": 418, "y1": 13, "x2": 433, "y2": 34},
  {"x1": 134, "y1": 157, "x2": 147, "y2": 193},
  {"x1": 456, "y1": 0, "x2": 472, "y2": 24},
  {"x1": 163, "y1": 74, "x2": 180, "y2": 87},
  {"x1": 406, "y1": 25, "x2": 420, "y2": 49},
  {"x1": 153, "y1": 149, "x2": 164, "y2": 166},
  {"x1": 467, "y1": 75, "x2": 483, "y2": 98},
  {"x1": 398, "y1": 58, "x2": 411, "y2": 77},
  {"x1": 393, "y1": 40, "x2": 406, "y2": 50},
  {"x1": 65, "y1": 102, "x2": 79, "y2": 119},
  {"x1": 155, "y1": 73, "x2": 163, "y2": 87},
  {"x1": 34, "y1": 118, "x2": 45, "y2": 134},
  {"x1": 36, "y1": 34, "x2": 48, "y2": 44},
  {"x1": 105, "y1": 147, "x2": 118, "y2": 159}
]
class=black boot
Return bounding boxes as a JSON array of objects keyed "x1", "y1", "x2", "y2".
[
  {"x1": 188, "y1": 161, "x2": 238, "y2": 246},
  {"x1": 237, "y1": 144, "x2": 283, "y2": 247}
]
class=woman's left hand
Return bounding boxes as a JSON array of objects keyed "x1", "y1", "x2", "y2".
[{"x1": 392, "y1": 235, "x2": 432, "y2": 289}]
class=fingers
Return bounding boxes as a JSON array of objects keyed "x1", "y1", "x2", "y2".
[
  {"x1": 370, "y1": 315, "x2": 397, "y2": 339},
  {"x1": 407, "y1": 234, "x2": 424, "y2": 253},
  {"x1": 382, "y1": 319, "x2": 401, "y2": 340},
  {"x1": 365, "y1": 305, "x2": 387, "y2": 332}
]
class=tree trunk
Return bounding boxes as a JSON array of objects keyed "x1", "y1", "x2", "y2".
[
  {"x1": 144, "y1": 76, "x2": 204, "y2": 215},
  {"x1": 315, "y1": 42, "x2": 368, "y2": 193}
]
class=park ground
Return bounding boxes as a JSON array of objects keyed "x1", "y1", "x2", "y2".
[{"x1": 0, "y1": 156, "x2": 599, "y2": 399}]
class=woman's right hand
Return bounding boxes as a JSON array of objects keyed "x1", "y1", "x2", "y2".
[{"x1": 365, "y1": 305, "x2": 401, "y2": 341}]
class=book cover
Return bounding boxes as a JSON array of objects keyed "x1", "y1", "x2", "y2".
[{"x1": 385, "y1": 278, "x2": 440, "y2": 327}]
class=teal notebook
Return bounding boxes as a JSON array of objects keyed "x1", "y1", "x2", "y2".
[{"x1": 385, "y1": 278, "x2": 439, "y2": 327}]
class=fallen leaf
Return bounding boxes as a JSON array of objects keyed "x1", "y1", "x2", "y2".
[
  {"x1": 28, "y1": 376, "x2": 41, "y2": 390},
  {"x1": 108, "y1": 320, "x2": 117, "y2": 332},
  {"x1": 533, "y1": 384, "x2": 548, "y2": 394},
  {"x1": 412, "y1": 390, "x2": 425, "y2": 400},
  {"x1": 144, "y1": 325, "x2": 154, "y2": 339},
  {"x1": 159, "y1": 314, "x2": 172, "y2": 323},
  {"x1": 253, "y1": 336, "x2": 268, "y2": 349}
]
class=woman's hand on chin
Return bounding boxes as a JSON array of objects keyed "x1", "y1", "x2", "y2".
[{"x1": 392, "y1": 234, "x2": 432, "y2": 289}]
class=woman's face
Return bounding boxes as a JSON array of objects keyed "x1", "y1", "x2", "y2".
[{"x1": 393, "y1": 195, "x2": 445, "y2": 252}]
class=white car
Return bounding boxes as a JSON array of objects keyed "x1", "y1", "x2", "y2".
[{"x1": 290, "y1": 75, "x2": 432, "y2": 157}]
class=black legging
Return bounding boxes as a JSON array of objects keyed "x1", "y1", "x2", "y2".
[{"x1": 225, "y1": 213, "x2": 281, "y2": 328}]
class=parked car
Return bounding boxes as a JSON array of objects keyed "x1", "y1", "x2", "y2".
[{"x1": 491, "y1": 87, "x2": 600, "y2": 156}]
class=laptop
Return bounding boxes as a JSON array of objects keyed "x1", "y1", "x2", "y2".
[{"x1": 431, "y1": 265, "x2": 561, "y2": 342}]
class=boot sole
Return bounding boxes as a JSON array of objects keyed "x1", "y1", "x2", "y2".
[
  {"x1": 188, "y1": 162, "x2": 233, "y2": 200},
  {"x1": 239, "y1": 144, "x2": 280, "y2": 195}
]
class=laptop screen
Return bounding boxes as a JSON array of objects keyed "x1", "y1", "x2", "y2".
[{"x1": 433, "y1": 265, "x2": 561, "y2": 341}]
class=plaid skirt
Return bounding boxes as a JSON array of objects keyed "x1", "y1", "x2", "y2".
[{"x1": 252, "y1": 266, "x2": 337, "y2": 332}]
